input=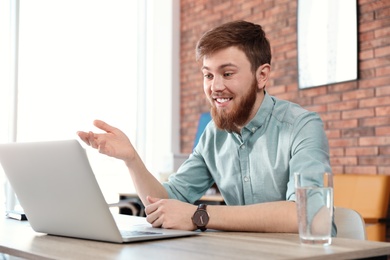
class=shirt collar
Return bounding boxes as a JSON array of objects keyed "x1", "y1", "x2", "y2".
[{"x1": 242, "y1": 91, "x2": 274, "y2": 134}]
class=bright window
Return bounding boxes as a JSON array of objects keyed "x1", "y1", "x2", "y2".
[
  {"x1": 1, "y1": 0, "x2": 143, "y2": 209},
  {"x1": 1, "y1": 0, "x2": 180, "y2": 212}
]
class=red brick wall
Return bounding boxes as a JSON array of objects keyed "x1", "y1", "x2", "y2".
[
  {"x1": 180, "y1": 0, "x2": 390, "y2": 171},
  {"x1": 180, "y1": 0, "x2": 390, "y2": 240}
]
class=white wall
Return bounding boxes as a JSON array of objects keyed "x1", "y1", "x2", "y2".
[{"x1": 142, "y1": 0, "x2": 181, "y2": 175}]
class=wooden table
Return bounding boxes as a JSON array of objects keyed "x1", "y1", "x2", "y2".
[{"x1": 1, "y1": 217, "x2": 390, "y2": 260}]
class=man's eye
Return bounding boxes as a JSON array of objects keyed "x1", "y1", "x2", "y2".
[
  {"x1": 204, "y1": 74, "x2": 213, "y2": 79},
  {"x1": 224, "y1": 72, "x2": 233, "y2": 77}
]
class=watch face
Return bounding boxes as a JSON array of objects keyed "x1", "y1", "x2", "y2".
[{"x1": 193, "y1": 210, "x2": 209, "y2": 227}]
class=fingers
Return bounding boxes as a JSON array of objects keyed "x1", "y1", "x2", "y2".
[
  {"x1": 145, "y1": 196, "x2": 163, "y2": 228},
  {"x1": 147, "y1": 215, "x2": 163, "y2": 228},
  {"x1": 86, "y1": 131, "x2": 96, "y2": 149},
  {"x1": 77, "y1": 129, "x2": 102, "y2": 149},
  {"x1": 76, "y1": 131, "x2": 95, "y2": 147},
  {"x1": 77, "y1": 131, "x2": 90, "y2": 145},
  {"x1": 147, "y1": 196, "x2": 160, "y2": 204},
  {"x1": 77, "y1": 120, "x2": 112, "y2": 148},
  {"x1": 93, "y1": 119, "x2": 116, "y2": 133},
  {"x1": 146, "y1": 208, "x2": 163, "y2": 228},
  {"x1": 145, "y1": 196, "x2": 160, "y2": 215}
]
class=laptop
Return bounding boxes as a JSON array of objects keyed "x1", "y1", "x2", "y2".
[{"x1": 0, "y1": 139, "x2": 198, "y2": 243}]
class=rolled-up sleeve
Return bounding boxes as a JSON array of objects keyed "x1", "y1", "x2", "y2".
[
  {"x1": 286, "y1": 111, "x2": 332, "y2": 202},
  {"x1": 162, "y1": 150, "x2": 214, "y2": 204}
]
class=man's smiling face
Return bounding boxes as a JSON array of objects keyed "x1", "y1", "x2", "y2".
[{"x1": 202, "y1": 46, "x2": 262, "y2": 132}]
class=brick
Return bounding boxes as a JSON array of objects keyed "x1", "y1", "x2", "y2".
[
  {"x1": 329, "y1": 147, "x2": 344, "y2": 157},
  {"x1": 377, "y1": 6, "x2": 390, "y2": 19},
  {"x1": 267, "y1": 85, "x2": 286, "y2": 95},
  {"x1": 325, "y1": 129, "x2": 341, "y2": 139},
  {"x1": 345, "y1": 146, "x2": 378, "y2": 156},
  {"x1": 359, "y1": 49, "x2": 374, "y2": 60},
  {"x1": 376, "y1": 65, "x2": 390, "y2": 77},
  {"x1": 329, "y1": 81, "x2": 358, "y2": 93},
  {"x1": 327, "y1": 100, "x2": 358, "y2": 111},
  {"x1": 342, "y1": 108, "x2": 375, "y2": 119},
  {"x1": 320, "y1": 111, "x2": 341, "y2": 121},
  {"x1": 359, "y1": 75, "x2": 390, "y2": 88},
  {"x1": 342, "y1": 127, "x2": 375, "y2": 137},
  {"x1": 285, "y1": 48, "x2": 297, "y2": 59},
  {"x1": 345, "y1": 166, "x2": 377, "y2": 174},
  {"x1": 313, "y1": 93, "x2": 341, "y2": 104},
  {"x1": 330, "y1": 156, "x2": 358, "y2": 166},
  {"x1": 359, "y1": 16, "x2": 390, "y2": 33},
  {"x1": 360, "y1": 57, "x2": 390, "y2": 70},
  {"x1": 376, "y1": 126, "x2": 390, "y2": 136},
  {"x1": 359, "y1": 11, "x2": 374, "y2": 23},
  {"x1": 327, "y1": 119, "x2": 358, "y2": 129},
  {"x1": 331, "y1": 166, "x2": 344, "y2": 175},
  {"x1": 359, "y1": 97, "x2": 390, "y2": 107},
  {"x1": 360, "y1": 31, "x2": 375, "y2": 44},
  {"x1": 375, "y1": 26, "x2": 390, "y2": 38},
  {"x1": 360, "y1": 1, "x2": 390, "y2": 13},
  {"x1": 212, "y1": 1, "x2": 232, "y2": 12},
  {"x1": 379, "y1": 146, "x2": 390, "y2": 155},
  {"x1": 273, "y1": 91, "x2": 299, "y2": 103},
  {"x1": 359, "y1": 136, "x2": 390, "y2": 146},
  {"x1": 328, "y1": 138, "x2": 358, "y2": 147},
  {"x1": 376, "y1": 86, "x2": 390, "y2": 96},
  {"x1": 359, "y1": 68, "x2": 376, "y2": 79},
  {"x1": 305, "y1": 104, "x2": 327, "y2": 113},
  {"x1": 375, "y1": 45, "x2": 390, "y2": 57},
  {"x1": 299, "y1": 86, "x2": 327, "y2": 97},
  {"x1": 274, "y1": 75, "x2": 297, "y2": 86},
  {"x1": 342, "y1": 89, "x2": 375, "y2": 101},
  {"x1": 359, "y1": 116, "x2": 390, "y2": 127},
  {"x1": 379, "y1": 167, "x2": 390, "y2": 175},
  {"x1": 232, "y1": 10, "x2": 252, "y2": 20},
  {"x1": 286, "y1": 84, "x2": 298, "y2": 92},
  {"x1": 359, "y1": 156, "x2": 390, "y2": 165}
]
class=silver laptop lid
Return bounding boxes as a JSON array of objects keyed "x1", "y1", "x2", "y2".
[{"x1": 0, "y1": 140, "x2": 124, "y2": 243}]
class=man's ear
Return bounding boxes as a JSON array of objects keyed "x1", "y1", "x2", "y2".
[{"x1": 256, "y1": 64, "x2": 271, "y2": 90}]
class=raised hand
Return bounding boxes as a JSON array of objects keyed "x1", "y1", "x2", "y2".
[{"x1": 77, "y1": 120, "x2": 136, "y2": 162}]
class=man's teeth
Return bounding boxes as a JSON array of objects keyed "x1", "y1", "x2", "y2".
[{"x1": 216, "y1": 98, "x2": 230, "y2": 103}]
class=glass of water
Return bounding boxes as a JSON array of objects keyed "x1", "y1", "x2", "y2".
[{"x1": 294, "y1": 172, "x2": 333, "y2": 246}]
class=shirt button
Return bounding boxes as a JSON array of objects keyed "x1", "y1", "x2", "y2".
[
  {"x1": 241, "y1": 145, "x2": 245, "y2": 149},
  {"x1": 244, "y1": 176, "x2": 249, "y2": 182},
  {"x1": 251, "y1": 127, "x2": 257, "y2": 132}
]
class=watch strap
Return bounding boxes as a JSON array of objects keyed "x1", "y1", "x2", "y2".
[{"x1": 198, "y1": 204, "x2": 207, "y2": 211}]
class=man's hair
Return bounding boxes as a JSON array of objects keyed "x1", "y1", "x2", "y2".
[{"x1": 195, "y1": 20, "x2": 272, "y2": 72}]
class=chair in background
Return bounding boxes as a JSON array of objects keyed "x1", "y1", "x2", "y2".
[
  {"x1": 109, "y1": 197, "x2": 144, "y2": 217},
  {"x1": 334, "y1": 207, "x2": 366, "y2": 240},
  {"x1": 193, "y1": 112, "x2": 212, "y2": 149},
  {"x1": 333, "y1": 174, "x2": 390, "y2": 241}
]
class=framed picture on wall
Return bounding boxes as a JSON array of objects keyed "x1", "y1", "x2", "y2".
[{"x1": 297, "y1": 0, "x2": 358, "y2": 89}]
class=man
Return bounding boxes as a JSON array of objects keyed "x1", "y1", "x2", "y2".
[{"x1": 78, "y1": 20, "x2": 335, "y2": 235}]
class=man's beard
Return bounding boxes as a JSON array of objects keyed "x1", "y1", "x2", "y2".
[{"x1": 210, "y1": 79, "x2": 258, "y2": 133}]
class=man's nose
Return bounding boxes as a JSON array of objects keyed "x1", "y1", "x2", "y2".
[{"x1": 211, "y1": 76, "x2": 224, "y2": 92}]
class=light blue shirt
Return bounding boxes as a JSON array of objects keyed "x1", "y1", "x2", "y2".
[
  {"x1": 164, "y1": 92, "x2": 331, "y2": 202},
  {"x1": 163, "y1": 92, "x2": 336, "y2": 235}
]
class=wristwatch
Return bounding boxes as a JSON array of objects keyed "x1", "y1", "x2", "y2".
[{"x1": 192, "y1": 204, "x2": 209, "y2": 231}]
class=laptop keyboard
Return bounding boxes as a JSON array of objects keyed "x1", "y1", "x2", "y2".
[{"x1": 120, "y1": 230, "x2": 162, "y2": 237}]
